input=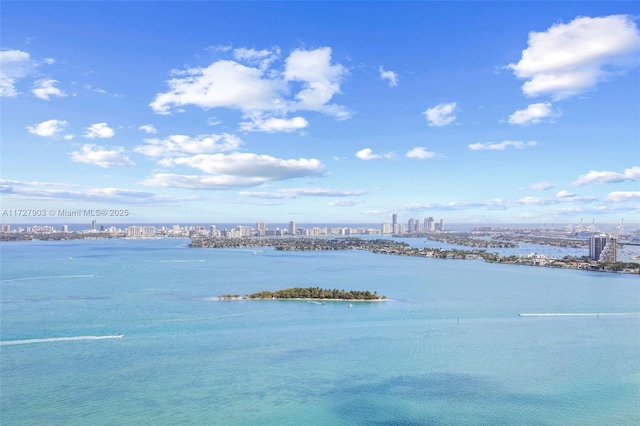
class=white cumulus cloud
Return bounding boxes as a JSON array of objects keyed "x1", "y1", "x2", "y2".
[
  {"x1": 355, "y1": 148, "x2": 395, "y2": 160},
  {"x1": 135, "y1": 133, "x2": 242, "y2": 158},
  {"x1": 406, "y1": 147, "x2": 436, "y2": 159},
  {"x1": 572, "y1": 166, "x2": 640, "y2": 186},
  {"x1": 424, "y1": 102, "x2": 457, "y2": 127},
  {"x1": 32, "y1": 79, "x2": 66, "y2": 100},
  {"x1": 239, "y1": 116, "x2": 309, "y2": 133},
  {"x1": 0, "y1": 49, "x2": 37, "y2": 97},
  {"x1": 508, "y1": 102, "x2": 560, "y2": 126},
  {"x1": 26, "y1": 119, "x2": 68, "y2": 137},
  {"x1": 284, "y1": 47, "x2": 350, "y2": 119},
  {"x1": 468, "y1": 140, "x2": 537, "y2": 151},
  {"x1": 140, "y1": 152, "x2": 326, "y2": 190},
  {"x1": 508, "y1": 15, "x2": 640, "y2": 100},
  {"x1": 150, "y1": 60, "x2": 286, "y2": 115},
  {"x1": 85, "y1": 122, "x2": 115, "y2": 139},
  {"x1": 379, "y1": 66, "x2": 398, "y2": 87},
  {"x1": 70, "y1": 144, "x2": 135, "y2": 168},
  {"x1": 138, "y1": 124, "x2": 157, "y2": 134},
  {"x1": 150, "y1": 46, "x2": 350, "y2": 128}
]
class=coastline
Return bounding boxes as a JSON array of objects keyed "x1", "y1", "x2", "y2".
[{"x1": 190, "y1": 236, "x2": 640, "y2": 275}]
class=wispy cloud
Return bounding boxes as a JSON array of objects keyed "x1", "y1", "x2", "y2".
[
  {"x1": 396, "y1": 191, "x2": 601, "y2": 214},
  {"x1": 518, "y1": 192, "x2": 598, "y2": 205},
  {"x1": 82, "y1": 83, "x2": 121, "y2": 97},
  {"x1": 140, "y1": 173, "x2": 269, "y2": 190},
  {"x1": 572, "y1": 166, "x2": 640, "y2": 186},
  {"x1": 328, "y1": 199, "x2": 361, "y2": 207},
  {"x1": 70, "y1": 144, "x2": 135, "y2": 168},
  {"x1": 0, "y1": 179, "x2": 185, "y2": 205},
  {"x1": 468, "y1": 140, "x2": 537, "y2": 151},
  {"x1": 405, "y1": 147, "x2": 436, "y2": 159},
  {"x1": 556, "y1": 190, "x2": 575, "y2": 198},
  {"x1": 240, "y1": 187, "x2": 367, "y2": 199},
  {"x1": 526, "y1": 181, "x2": 554, "y2": 191},
  {"x1": 508, "y1": 15, "x2": 640, "y2": 100},
  {"x1": 379, "y1": 66, "x2": 398, "y2": 87},
  {"x1": 401, "y1": 199, "x2": 509, "y2": 212},
  {"x1": 423, "y1": 102, "x2": 457, "y2": 127},
  {"x1": 605, "y1": 191, "x2": 640, "y2": 202},
  {"x1": 233, "y1": 46, "x2": 281, "y2": 70}
]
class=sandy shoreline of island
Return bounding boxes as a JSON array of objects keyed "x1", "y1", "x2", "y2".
[{"x1": 208, "y1": 296, "x2": 389, "y2": 302}]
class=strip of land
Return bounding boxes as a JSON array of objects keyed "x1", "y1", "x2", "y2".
[
  {"x1": 190, "y1": 236, "x2": 639, "y2": 274},
  {"x1": 219, "y1": 287, "x2": 386, "y2": 301}
]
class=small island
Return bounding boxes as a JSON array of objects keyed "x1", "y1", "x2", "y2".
[{"x1": 219, "y1": 287, "x2": 387, "y2": 301}]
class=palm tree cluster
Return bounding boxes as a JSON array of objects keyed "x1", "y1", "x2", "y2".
[{"x1": 247, "y1": 287, "x2": 385, "y2": 300}]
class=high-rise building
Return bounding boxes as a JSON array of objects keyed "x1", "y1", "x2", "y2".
[
  {"x1": 381, "y1": 222, "x2": 392, "y2": 234},
  {"x1": 407, "y1": 218, "x2": 415, "y2": 234},
  {"x1": 256, "y1": 221, "x2": 266, "y2": 236},
  {"x1": 288, "y1": 220, "x2": 296, "y2": 236},
  {"x1": 91, "y1": 220, "x2": 97, "y2": 230},
  {"x1": 425, "y1": 217, "x2": 435, "y2": 232},
  {"x1": 1, "y1": 224, "x2": 10, "y2": 233},
  {"x1": 590, "y1": 234, "x2": 617, "y2": 262},
  {"x1": 392, "y1": 214, "x2": 398, "y2": 234}
]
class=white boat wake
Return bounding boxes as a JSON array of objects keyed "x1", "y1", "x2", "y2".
[
  {"x1": 519, "y1": 313, "x2": 640, "y2": 317},
  {"x1": 0, "y1": 335, "x2": 124, "y2": 346},
  {"x1": 1, "y1": 275, "x2": 94, "y2": 283}
]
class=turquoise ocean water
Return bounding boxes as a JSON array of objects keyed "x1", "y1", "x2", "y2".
[{"x1": 1, "y1": 238, "x2": 639, "y2": 425}]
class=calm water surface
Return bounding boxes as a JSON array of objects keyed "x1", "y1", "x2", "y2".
[{"x1": 1, "y1": 239, "x2": 638, "y2": 425}]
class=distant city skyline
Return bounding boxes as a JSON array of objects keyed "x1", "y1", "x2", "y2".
[
  {"x1": 1, "y1": 2, "x2": 639, "y2": 224},
  {"x1": 2, "y1": 215, "x2": 634, "y2": 237}
]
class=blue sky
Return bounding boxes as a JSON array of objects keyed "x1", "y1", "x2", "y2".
[{"x1": 1, "y1": 2, "x2": 639, "y2": 226}]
